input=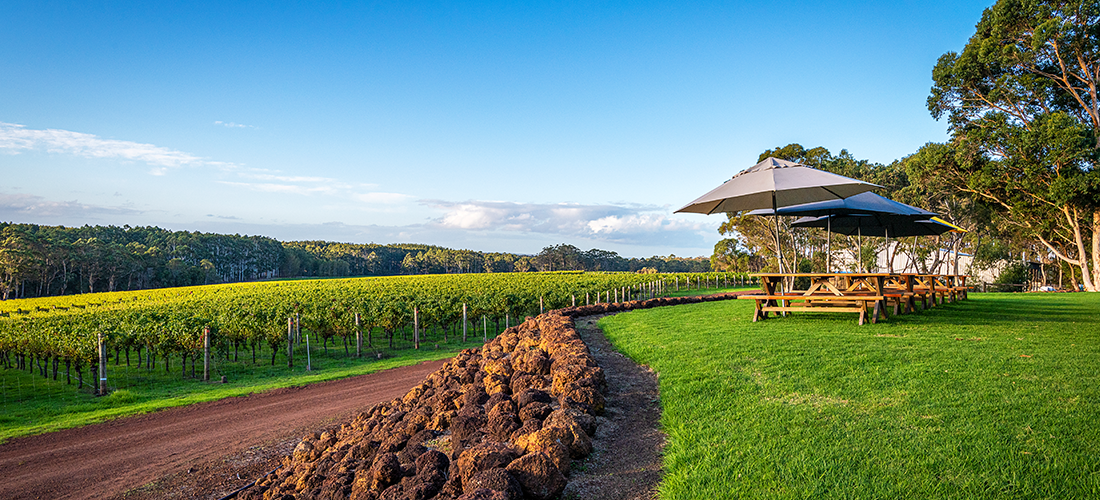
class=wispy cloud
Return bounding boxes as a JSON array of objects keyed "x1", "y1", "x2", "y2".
[
  {"x1": 214, "y1": 120, "x2": 253, "y2": 128},
  {"x1": 355, "y1": 192, "x2": 415, "y2": 204},
  {"x1": 242, "y1": 173, "x2": 338, "y2": 183},
  {"x1": 0, "y1": 121, "x2": 233, "y2": 174},
  {"x1": 0, "y1": 192, "x2": 144, "y2": 219},
  {"x1": 217, "y1": 181, "x2": 342, "y2": 195},
  {"x1": 221, "y1": 171, "x2": 412, "y2": 207}
]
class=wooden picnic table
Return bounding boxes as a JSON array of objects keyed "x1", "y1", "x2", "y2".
[{"x1": 741, "y1": 272, "x2": 970, "y2": 325}]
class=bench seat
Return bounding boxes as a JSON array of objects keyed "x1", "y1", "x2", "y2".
[{"x1": 738, "y1": 295, "x2": 886, "y2": 325}]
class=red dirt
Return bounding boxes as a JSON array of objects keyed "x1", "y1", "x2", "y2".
[{"x1": 0, "y1": 359, "x2": 450, "y2": 500}]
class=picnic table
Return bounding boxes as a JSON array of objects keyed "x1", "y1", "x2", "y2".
[{"x1": 740, "y1": 272, "x2": 970, "y2": 325}]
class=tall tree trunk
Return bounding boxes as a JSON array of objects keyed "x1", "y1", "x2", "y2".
[{"x1": 1091, "y1": 209, "x2": 1100, "y2": 290}]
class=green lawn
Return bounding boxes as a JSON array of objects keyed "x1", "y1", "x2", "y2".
[
  {"x1": 599, "y1": 292, "x2": 1100, "y2": 499},
  {"x1": 0, "y1": 330, "x2": 490, "y2": 443}
]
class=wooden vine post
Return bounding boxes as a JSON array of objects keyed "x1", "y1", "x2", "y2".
[
  {"x1": 97, "y1": 332, "x2": 107, "y2": 396},
  {"x1": 462, "y1": 303, "x2": 467, "y2": 342},
  {"x1": 355, "y1": 312, "x2": 362, "y2": 357},
  {"x1": 203, "y1": 326, "x2": 210, "y2": 382},
  {"x1": 414, "y1": 307, "x2": 420, "y2": 349},
  {"x1": 305, "y1": 334, "x2": 312, "y2": 371},
  {"x1": 539, "y1": 297, "x2": 544, "y2": 314},
  {"x1": 287, "y1": 317, "x2": 294, "y2": 368}
]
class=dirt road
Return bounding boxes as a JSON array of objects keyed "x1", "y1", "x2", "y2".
[{"x1": 0, "y1": 359, "x2": 449, "y2": 500}]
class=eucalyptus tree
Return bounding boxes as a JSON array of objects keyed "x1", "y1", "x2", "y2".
[{"x1": 928, "y1": 0, "x2": 1100, "y2": 290}]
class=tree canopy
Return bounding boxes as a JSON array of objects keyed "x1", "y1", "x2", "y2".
[{"x1": 927, "y1": 0, "x2": 1100, "y2": 290}]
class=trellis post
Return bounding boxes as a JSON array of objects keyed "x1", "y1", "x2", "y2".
[
  {"x1": 287, "y1": 317, "x2": 294, "y2": 368},
  {"x1": 355, "y1": 312, "x2": 362, "y2": 357},
  {"x1": 97, "y1": 332, "x2": 107, "y2": 396},
  {"x1": 203, "y1": 326, "x2": 210, "y2": 382}
]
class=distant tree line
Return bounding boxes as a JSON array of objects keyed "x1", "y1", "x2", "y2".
[
  {"x1": 284, "y1": 241, "x2": 711, "y2": 276},
  {"x1": 0, "y1": 223, "x2": 712, "y2": 300}
]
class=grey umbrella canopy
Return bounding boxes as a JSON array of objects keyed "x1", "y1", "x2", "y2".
[
  {"x1": 675, "y1": 157, "x2": 883, "y2": 215},
  {"x1": 675, "y1": 157, "x2": 881, "y2": 275}
]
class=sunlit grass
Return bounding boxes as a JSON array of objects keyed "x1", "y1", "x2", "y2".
[{"x1": 599, "y1": 292, "x2": 1100, "y2": 499}]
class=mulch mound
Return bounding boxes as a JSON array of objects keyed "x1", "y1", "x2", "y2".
[{"x1": 243, "y1": 293, "x2": 744, "y2": 500}]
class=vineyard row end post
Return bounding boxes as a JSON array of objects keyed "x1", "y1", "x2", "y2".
[
  {"x1": 203, "y1": 326, "x2": 210, "y2": 382},
  {"x1": 97, "y1": 332, "x2": 107, "y2": 396},
  {"x1": 355, "y1": 312, "x2": 362, "y2": 358},
  {"x1": 414, "y1": 307, "x2": 420, "y2": 350},
  {"x1": 462, "y1": 303, "x2": 467, "y2": 342},
  {"x1": 287, "y1": 317, "x2": 294, "y2": 368}
]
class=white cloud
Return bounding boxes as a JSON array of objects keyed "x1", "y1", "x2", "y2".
[
  {"x1": 0, "y1": 121, "x2": 233, "y2": 173},
  {"x1": 422, "y1": 199, "x2": 718, "y2": 246},
  {"x1": 354, "y1": 192, "x2": 415, "y2": 204},
  {"x1": 243, "y1": 173, "x2": 337, "y2": 183},
  {"x1": 218, "y1": 181, "x2": 341, "y2": 195},
  {"x1": 214, "y1": 120, "x2": 253, "y2": 128},
  {"x1": 0, "y1": 192, "x2": 144, "y2": 219}
]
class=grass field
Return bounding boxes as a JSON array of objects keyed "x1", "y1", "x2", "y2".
[
  {"x1": 599, "y1": 292, "x2": 1100, "y2": 499},
  {"x1": 0, "y1": 330, "x2": 491, "y2": 443}
]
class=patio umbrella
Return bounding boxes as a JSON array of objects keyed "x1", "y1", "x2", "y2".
[
  {"x1": 746, "y1": 191, "x2": 937, "y2": 270},
  {"x1": 675, "y1": 157, "x2": 881, "y2": 274},
  {"x1": 791, "y1": 214, "x2": 958, "y2": 237},
  {"x1": 792, "y1": 214, "x2": 958, "y2": 272}
]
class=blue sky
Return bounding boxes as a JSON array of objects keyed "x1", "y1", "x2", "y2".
[{"x1": 1, "y1": 0, "x2": 991, "y2": 257}]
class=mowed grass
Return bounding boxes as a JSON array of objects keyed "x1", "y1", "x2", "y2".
[
  {"x1": 0, "y1": 332, "x2": 490, "y2": 443},
  {"x1": 599, "y1": 293, "x2": 1100, "y2": 499}
]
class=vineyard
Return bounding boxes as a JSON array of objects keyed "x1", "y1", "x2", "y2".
[{"x1": 0, "y1": 271, "x2": 749, "y2": 395}]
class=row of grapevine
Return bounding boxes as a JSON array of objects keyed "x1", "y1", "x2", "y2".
[{"x1": 0, "y1": 272, "x2": 750, "y2": 389}]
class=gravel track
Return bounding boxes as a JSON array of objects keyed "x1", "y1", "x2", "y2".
[{"x1": 0, "y1": 359, "x2": 449, "y2": 500}]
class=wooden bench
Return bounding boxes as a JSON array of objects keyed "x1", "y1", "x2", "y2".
[
  {"x1": 738, "y1": 295, "x2": 886, "y2": 325},
  {"x1": 883, "y1": 291, "x2": 917, "y2": 315}
]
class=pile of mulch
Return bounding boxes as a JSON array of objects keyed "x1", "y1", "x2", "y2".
[{"x1": 236, "y1": 292, "x2": 745, "y2": 500}]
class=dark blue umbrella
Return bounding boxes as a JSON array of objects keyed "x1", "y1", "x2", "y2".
[
  {"x1": 792, "y1": 214, "x2": 957, "y2": 272},
  {"x1": 748, "y1": 192, "x2": 937, "y2": 271},
  {"x1": 745, "y1": 191, "x2": 936, "y2": 218},
  {"x1": 791, "y1": 214, "x2": 957, "y2": 237}
]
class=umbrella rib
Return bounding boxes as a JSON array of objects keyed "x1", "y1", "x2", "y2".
[{"x1": 819, "y1": 185, "x2": 848, "y2": 200}]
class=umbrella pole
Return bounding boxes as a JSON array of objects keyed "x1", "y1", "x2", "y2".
[
  {"x1": 827, "y1": 216, "x2": 832, "y2": 273},
  {"x1": 858, "y1": 227, "x2": 862, "y2": 272},
  {"x1": 885, "y1": 227, "x2": 890, "y2": 273},
  {"x1": 773, "y1": 193, "x2": 783, "y2": 279}
]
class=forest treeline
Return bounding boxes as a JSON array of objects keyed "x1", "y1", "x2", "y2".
[{"x1": 0, "y1": 223, "x2": 710, "y2": 300}]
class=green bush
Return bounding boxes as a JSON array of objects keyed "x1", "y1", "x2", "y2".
[{"x1": 991, "y1": 261, "x2": 1028, "y2": 292}]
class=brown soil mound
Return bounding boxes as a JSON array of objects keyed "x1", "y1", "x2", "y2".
[
  {"x1": 246, "y1": 313, "x2": 607, "y2": 500},
  {"x1": 245, "y1": 293, "x2": 747, "y2": 500}
]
